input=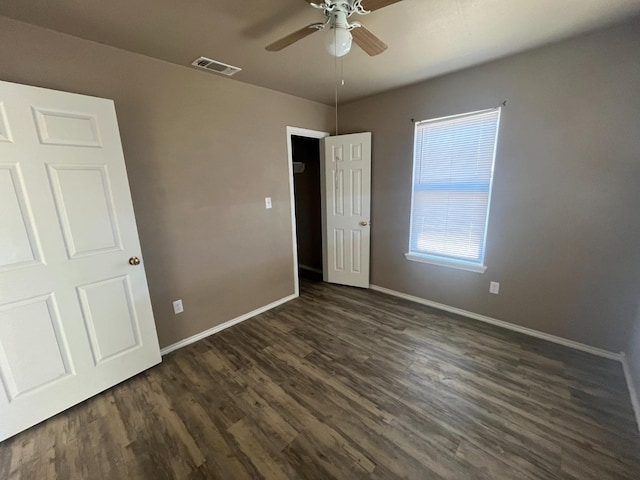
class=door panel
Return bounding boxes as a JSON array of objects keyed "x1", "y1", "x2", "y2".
[
  {"x1": 0, "y1": 102, "x2": 12, "y2": 142},
  {"x1": 0, "y1": 164, "x2": 43, "y2": 270},
  {"x1": 48, "y1": 164, "x2": 122, "y2": 257},
  {"x1": 322, "y1": 133, "x2": 372, "y2": 288},
  {"x1": 334, "y1": 229, "x2": 345, "y2": 271},
  {"x1": 351, "y1": 230, "x2": 362, "y2": 273},
  {"x1": 33, "y1": 107, "x2": 102, "y2": 147},
  {"x1": 77, "y1": 276, "x2": 141, "y2": 364},
  {"x1": 334, "y1": 169, "x2": 344, "y2": 215},
  {"x1": 0, "y1": 294, "x2": 72, "y2": 399},
  {"x1": 0, "y1": 80, "x2": 161, "y2": 441},
  {"x1": 351, "y1": 169, "x2": 362, "y2": 215}
]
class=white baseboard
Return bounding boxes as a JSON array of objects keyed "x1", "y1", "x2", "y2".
[
  {"x1": 160, "y1": 293, "x2": 298, "y2": 356},
  {"x1": 621, "y1": 353, "x2": 640, "y2": 433},
  {"x1": 369, "y1": 284, "x2": 622, "y2": 361}
]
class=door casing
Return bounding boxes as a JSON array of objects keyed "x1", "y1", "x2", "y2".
[{"x1": 286, "y1": 126, "x2": 330, "y2": 296}]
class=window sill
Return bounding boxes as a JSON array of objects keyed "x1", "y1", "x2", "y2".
[{"x1": 404, "y1": 253, "x2": 487, "y2": 273}]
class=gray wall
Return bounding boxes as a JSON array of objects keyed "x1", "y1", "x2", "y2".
[
  {"x1": 0, "y1": 17, "x2": 334, "y2": 348},
  {"x1": 339, "y1": 18, "x2": 640, "y2": 353}
]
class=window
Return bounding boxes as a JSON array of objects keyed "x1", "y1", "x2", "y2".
[{"x1": 405, "y1": 108, "x2": 501, "y2": 273}]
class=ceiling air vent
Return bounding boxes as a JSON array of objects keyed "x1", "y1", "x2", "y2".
[{"x1": 191, "y1": 57, "x2": 242, "y2": 76}]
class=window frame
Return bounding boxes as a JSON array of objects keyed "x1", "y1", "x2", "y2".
[{"x1": 404, "y1": 107, "x2": 502, "y2": 274}]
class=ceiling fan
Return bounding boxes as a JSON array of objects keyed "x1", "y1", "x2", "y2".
[{"x1": 266, "y1": 0, "x2": 402, "y2": 57}]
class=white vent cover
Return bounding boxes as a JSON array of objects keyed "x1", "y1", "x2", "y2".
[{"x1": 191, "y1": 57, "x2": 242, "y2": 76}]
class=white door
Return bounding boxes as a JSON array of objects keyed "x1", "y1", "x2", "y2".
[
  {"x1": 0, "y1": 80, "x2": 161, "y2": 441},
  {"x1": 321, "y1": 133, "x2": 372, "y2": 288}
]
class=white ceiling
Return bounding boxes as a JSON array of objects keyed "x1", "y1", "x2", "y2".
[{"x1": 1, "y1": 0, "x2": 640, "y2": 104}]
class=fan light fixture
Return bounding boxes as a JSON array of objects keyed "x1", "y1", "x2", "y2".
[
  {"x1": 325, "y1": 26, "x2": 353, "y2": 57},
  {"x1": 265, "y1": 0, "x2": 395, "y2": 58}
]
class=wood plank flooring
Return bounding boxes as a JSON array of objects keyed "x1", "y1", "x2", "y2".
[{"x1": 2, "y1": 279, "x2": 639, "y2": 479}]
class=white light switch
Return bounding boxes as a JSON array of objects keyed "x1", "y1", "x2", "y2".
[
  {"x1": 489, "y1": 282, "x2": 500, "y2": 295},
  {"x1": 265, "y1": 197, "x2": 272, "y2": 209},
  {"x1": 173, "y1": 299, "x2": 184, "y2": 314}
]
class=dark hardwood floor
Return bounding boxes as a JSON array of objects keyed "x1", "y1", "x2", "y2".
[{"x1": 2, "y1": 280, "x2": 639, "y2": 479}]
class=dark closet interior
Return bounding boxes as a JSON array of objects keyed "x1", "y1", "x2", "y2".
[{"x1": 291, "y1": 135, "x2": 322, "y2": 280}]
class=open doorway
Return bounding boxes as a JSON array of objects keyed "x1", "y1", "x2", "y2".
[
  {"x1": 286, "y1": 127, "x2": 329, "y2": 291},
  {"x1": 292, "y1": 135, "x2": 322, "y2": 280}
]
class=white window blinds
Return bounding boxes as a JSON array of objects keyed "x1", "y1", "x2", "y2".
[{"x1": 407, "y1": 108, "x2": 501, "y2": 271}]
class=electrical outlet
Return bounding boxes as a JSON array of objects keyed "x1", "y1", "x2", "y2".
[
  {"x1": 489, "y1": 281, "x2": 500, "y2": 295},
  {"x1": 172, "y1": 299, "x2": 184, "y2": 314},
  {"x1": 265, "y1": 197, "x2": 272, "y2": 209}
]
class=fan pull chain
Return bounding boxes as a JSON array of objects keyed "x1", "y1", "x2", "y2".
[{"x1": 333, "y1": 34, "x2": 347, "y2": 136}]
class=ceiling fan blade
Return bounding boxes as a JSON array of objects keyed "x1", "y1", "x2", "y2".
[
  {"x1": 352, "y1": 25, "x2": 388, "y2": 56},
  {"x1": 266, "y1": 24, "x2": 323, "y2": 52},
  {"x1": 360, "y1": 0, "x2": 402, "y2": 12}
]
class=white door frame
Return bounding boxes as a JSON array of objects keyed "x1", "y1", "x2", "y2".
[{"x1": 286, "y1": 126, "x2": 330, "y2": 296}]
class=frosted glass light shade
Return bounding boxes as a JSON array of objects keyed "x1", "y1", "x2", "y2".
[{"x1": 325, "y1": 27, "x2": 352, "y2": 57}]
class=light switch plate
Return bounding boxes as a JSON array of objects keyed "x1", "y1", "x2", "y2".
[
  {"x1": 489, "y1": 282, "x2": 500, "y2": 295},
  {"x1": 265, "y1": 197, "x2": 272, "y2": 209},
  {"x1": 173, "y1": 299, "x2": 184, "y2": 314}
]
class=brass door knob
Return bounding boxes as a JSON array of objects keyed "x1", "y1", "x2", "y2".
[
  {"x1": 359, "y1": 221, "x2": 369, "y2": 227},
  {"x1": 129, "y1": 256, "x2": 141, "y2": 266}
]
